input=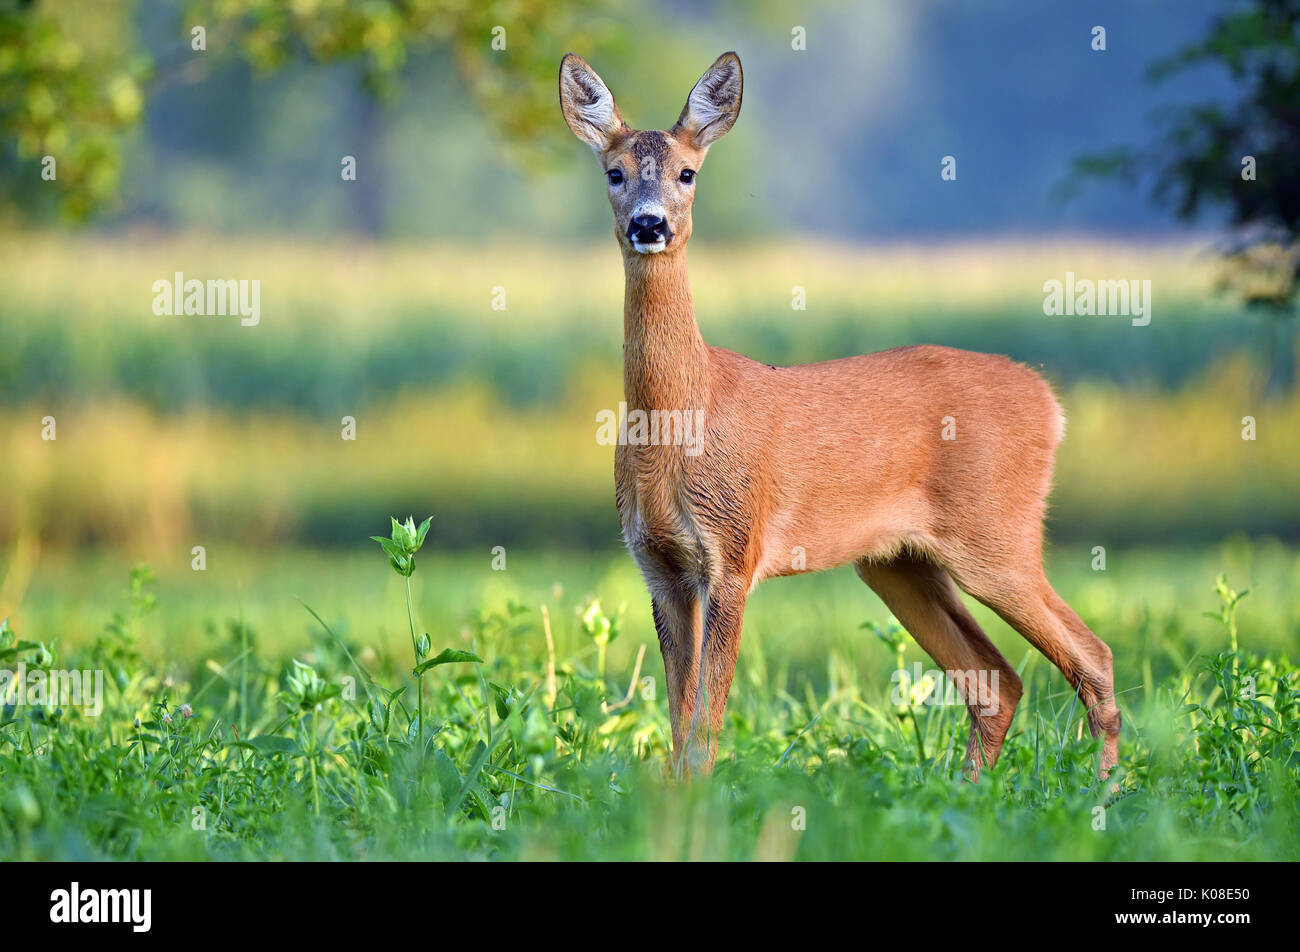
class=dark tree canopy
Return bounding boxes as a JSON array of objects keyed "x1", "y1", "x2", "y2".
[
  {"x1": 1074, "y1": 0, "x2": 1300, "y2": 390},
  {"x1": 1142, "y1": 0, "x2": 1300, "y2": 237}
]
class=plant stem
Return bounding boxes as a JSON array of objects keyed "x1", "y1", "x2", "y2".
[
  {"x1": 239, "y1": 610, "x2": 248, "y2": 732},
  {"x1": 1228, "y1": 601, "x2": 1239, "y2": 681},
  {"x1": 308, "y1": 742, "x2": 321, "y2": 815},
  {"x1": 405, "y1": 575, "x2": 424, "y2": 753}
]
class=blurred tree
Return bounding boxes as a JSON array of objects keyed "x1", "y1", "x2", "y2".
[
  {"x1": 0, "y1": 0, "x2": 147, "y2": 220},
  {"x1": 1, "y1": 0, "x2": 621, "y2": 224},
  {"x1": 1072, "y1": 0, "x2": 1300, "y2": 394}
]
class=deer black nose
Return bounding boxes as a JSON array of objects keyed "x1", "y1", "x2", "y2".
[{"x1": 627, "y1": 214, "x2": 671, "y2": 244}]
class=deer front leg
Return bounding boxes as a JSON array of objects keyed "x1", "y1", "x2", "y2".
[
  {"x1": 683, "y1": 574, "x2": 749, "y2": 775},
  {"x1": 650, "y1": 585, "x2": 703, "y2": 777}
]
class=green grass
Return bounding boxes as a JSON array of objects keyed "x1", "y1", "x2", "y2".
[{"x1": 1, "y1": 539, "x2": 1297, "y2": 860}]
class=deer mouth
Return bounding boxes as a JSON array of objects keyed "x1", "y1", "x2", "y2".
[{"x1": 630, "y1": 237, "x2": 668, "y2": 254}]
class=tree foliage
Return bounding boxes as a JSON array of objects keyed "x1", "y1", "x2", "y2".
[
  {"x1": 1, "y1": 0, "x2": 619, "y2": 221},
  {"x1": 0, "y1": 0, "x2": 147, "y2": 219}
]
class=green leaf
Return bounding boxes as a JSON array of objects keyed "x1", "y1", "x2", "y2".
[
  {"x1": 490, "y1": 681, "x2": 511, "y2": 719},
  {"x1": 412, "y1": 648, "x2": 483, "y2": 677},
  {"x1": 383, "y1": 686, "x2": 407, "y2": 727},
  {"x1": 0, "y1": 640, "x2": 43, "y2": 662},
  {"x1": 368, "y1": 695, "x2": 388, "y2": 733},
  {"x1": 433, "y1": 749, "x2": 462, "y2": 810}
]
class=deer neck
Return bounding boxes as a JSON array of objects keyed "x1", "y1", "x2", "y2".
[{"x1": 622, "y1": 248, "x2": 709, "y2": 414}]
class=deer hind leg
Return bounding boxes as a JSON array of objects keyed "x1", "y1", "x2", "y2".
[
  {"x1": 1043, "y1": 585, "x2": 1121, "y2": 777},
  {"x1": 949, "y1": 562, "x2": 1120, "y2": 779},
  {"x1": 856, "y1": 554, "x2": 1022, "y2": 778}
]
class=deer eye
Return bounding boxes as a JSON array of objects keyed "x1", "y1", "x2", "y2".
[
  {"x1": 679, "y1": 169, "x2": 696, "y2": 184},
  {"x1": 606, "y1": 168, "x2": 624, "y2": 185}
]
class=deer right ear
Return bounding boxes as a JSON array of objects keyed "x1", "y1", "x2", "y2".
[{"x1": 559, "y1": 54, "x2": 626, "y2": 154}]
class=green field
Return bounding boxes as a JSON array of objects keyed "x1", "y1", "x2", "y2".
[
  {"x1": 1, "y1": 538, "x2": 1296, "y2": 860},
  {"x1": 2, "y1": 234, "x2": 1297, "y2": 860}
]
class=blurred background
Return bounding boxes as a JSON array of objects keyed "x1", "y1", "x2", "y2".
[{"x1": 2, "y1": 0, "x2": 1298, "y2": 672}]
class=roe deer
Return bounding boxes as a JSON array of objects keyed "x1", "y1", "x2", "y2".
[{"x1": 559, "y1": 51, "x2": 1121, "y2": 780}]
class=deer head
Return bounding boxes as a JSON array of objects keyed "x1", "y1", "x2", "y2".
[{"x1": 559, "y1": 52, "x2": 742, "y2": 256}]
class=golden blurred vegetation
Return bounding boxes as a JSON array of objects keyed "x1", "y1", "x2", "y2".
[{"x1": 2, "y1": 232, "x2": 1296, "y2": 554}]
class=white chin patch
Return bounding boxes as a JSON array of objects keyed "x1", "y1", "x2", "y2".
[{"x1": 631, "y1": 239, "x2": 667, "y2": 254}]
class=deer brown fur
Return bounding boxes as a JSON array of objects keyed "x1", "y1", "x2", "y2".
[{"x1": 559, "y1": 51, "x2": 1121, "y2": 779}]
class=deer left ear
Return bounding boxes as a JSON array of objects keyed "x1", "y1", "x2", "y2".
[{"x1": 673, "y1": 52, "x2": 742, "y2": 149}]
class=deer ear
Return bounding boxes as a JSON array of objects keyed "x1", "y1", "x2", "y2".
[
  {"x1": 559, "y1": 54, "x2": 627, "y2": 154},
  {"x1": 673, "y1": 52, "x2": 742, "y2": 149}
]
